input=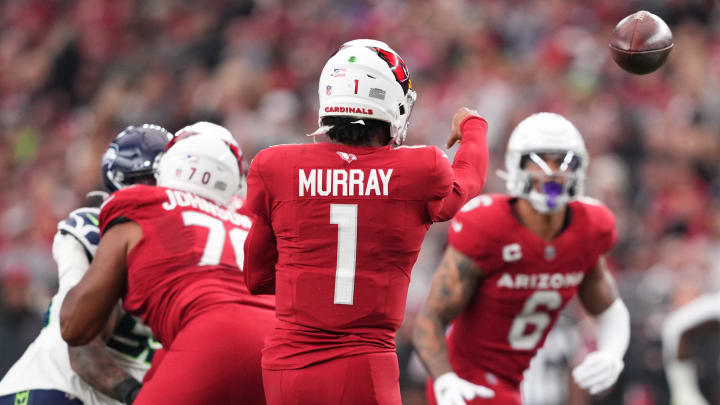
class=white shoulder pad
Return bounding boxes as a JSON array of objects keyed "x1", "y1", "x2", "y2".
[{"x1": 57, "y1": 207, "x2": 101, "y2": 259}]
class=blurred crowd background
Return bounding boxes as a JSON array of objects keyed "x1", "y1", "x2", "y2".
[{"x1": 1, "y1": 0, "x2": 719, "y2": 404}]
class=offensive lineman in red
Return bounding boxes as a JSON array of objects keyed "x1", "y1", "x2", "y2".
[
  {"x1": 242, "y1": 40, "x2": 489, "y2": 404},
  {"x1": 412, "y1": 113, "x2": 631, "y2": 405},
  {"x1": 60, "y1": 125, "x2": 275, "y2": 404}
]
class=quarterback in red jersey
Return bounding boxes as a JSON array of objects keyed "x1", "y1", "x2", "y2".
[
  {"x1": 412, "y1": 112, "x2": 631, "y2": 405},
  {"x1": 243, "y1": 40, "x2": 489, "y2": 405},
  {"x1": 60, "y1": 125, "x2": 275, "y2": 405}
]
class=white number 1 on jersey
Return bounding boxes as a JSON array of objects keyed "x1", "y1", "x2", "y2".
[{"x1": 330, "y1": 204, "x2": 358, "y2": 305}]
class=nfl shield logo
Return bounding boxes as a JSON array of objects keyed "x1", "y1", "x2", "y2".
[{"x1": 326, "y1": 85, "x2": 332, "y2": 95}]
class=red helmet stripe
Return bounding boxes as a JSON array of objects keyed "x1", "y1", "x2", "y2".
[{"x1": 372, "y1": 47, "x2": 410, "y2": 93}]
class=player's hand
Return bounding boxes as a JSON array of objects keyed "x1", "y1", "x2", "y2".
[
  {"x1": 446, "y1": 107, "x2": 482, "y2": 149},
  {"x1": 434, "y1": 372, "x2": 494, "y2": 405},
  {"x1": 572, "y1": 351, "x2": 624, "y2": 395}
]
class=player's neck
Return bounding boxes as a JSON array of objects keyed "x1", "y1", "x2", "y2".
[
  {"x1": 513, "y1": 199, "x2": 568, "y2": 243},
  {"x1": 329, "y1": 137, "x2": 388, "y2": 147}
]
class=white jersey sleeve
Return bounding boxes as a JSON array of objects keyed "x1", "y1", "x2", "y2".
[
  {"x1": 0, "y1": 208, "x2": 160, "y2": 404},
  {"x1": 53, "y1": 232, "x2": 90, "y2": 294}
]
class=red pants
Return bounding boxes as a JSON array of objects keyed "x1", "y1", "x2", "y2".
[
  {"x1": 425, "y1": 371, "x2": 522, "y2": 405},
  {"x1": 135, "y1": 304, "x2": 275, "y2": 405},
  {"x1": 263, "y1": 352, "x2": 401, "y2": 405}
]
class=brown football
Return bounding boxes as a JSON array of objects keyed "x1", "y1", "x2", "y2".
[{"x1": 609, "y1": 10, "x2": 673, "y2": 75}]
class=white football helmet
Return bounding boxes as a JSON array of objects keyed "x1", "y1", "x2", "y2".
[
  {"x1": 341, "y1": 39, "x2": 397, "y2": 53},
  {"x1": 175, "y1": 121, "x2": 239, "y2": 147},
  {"x1": 172, "y1": 121, "x2": 248, "y2": 176},
  {"x1": 316, "y1": 40, "x2": 416, "y2": 145},
  {"x1": 501, "y1": 112, "x2": 588, "y2": 213},
  {"x1": 156, "y1": 131, "x2": 242, "y2": 206}
]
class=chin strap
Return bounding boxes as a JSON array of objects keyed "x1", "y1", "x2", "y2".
[
  {"x1": 306, "y1": 125, "x2": 334, "y2": 138},
  {"x1": 307, "y1": 120, "x2": 365, "y2": 138}
]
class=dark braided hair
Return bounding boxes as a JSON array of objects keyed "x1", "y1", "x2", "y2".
[{"x1": 321, "y1": 116, "x2": 391, "y2": 146}]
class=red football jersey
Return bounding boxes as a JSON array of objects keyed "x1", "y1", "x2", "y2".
[
  {"x1": 244, "y1": 116, "x2": 489, "y2": 369},
  {"x1": 99, "y1": 185, "x2": 274, "y2": 346},
  {"x1": 446, "y1": 194, "x2": 617, "y2": 388}
]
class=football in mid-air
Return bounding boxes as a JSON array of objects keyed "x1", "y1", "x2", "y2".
[{"x1": 609, "y1": 10, "x2": 673, "y2": 75}]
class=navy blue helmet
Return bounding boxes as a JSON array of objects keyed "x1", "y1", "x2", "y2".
[{"x1": 101, "y1": 124, "x2": 172, "y2": 193}]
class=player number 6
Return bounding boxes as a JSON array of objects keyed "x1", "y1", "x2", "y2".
[{"x1": 508, "y1": 290, "x2": 562, "y2": 350}]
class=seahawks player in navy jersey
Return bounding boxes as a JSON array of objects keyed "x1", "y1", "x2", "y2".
[{"x1": 0, "y1": 125, "x2": 171, "y2": 405}]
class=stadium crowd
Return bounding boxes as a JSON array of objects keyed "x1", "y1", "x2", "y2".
[{"x1": 1, "y1": 0, "x2": 719, "y2": 404}]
